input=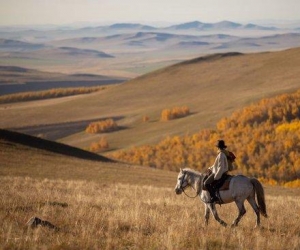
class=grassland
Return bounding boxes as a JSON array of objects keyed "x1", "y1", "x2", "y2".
[
  {"x1": 1, "y1": 133, "x2": 300, "y2": 249},
  {"x1": 1, "y1": 27, "x2": 300, "y2": 249},
  {"x1": 2, "y1": 176, "x2": 300, "y2": 250},
  {"x1": 1, "y1": 48, "x2": 300, "y2": 153}
]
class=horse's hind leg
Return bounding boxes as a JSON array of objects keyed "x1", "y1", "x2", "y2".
[
  {"x1": 232, "y1": 200, "x2": 246, "y2": 227},
  {"x1": 247, "y1": 196, "x2": 260, "y2": 228}
]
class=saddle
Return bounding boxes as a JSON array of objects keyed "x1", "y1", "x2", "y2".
[
  {"x1": 203, "y1": 173, "x2": 233, "y2": 204},
  {"x1": 203, "y1": 173, "x2": 233, "y2": 191}
]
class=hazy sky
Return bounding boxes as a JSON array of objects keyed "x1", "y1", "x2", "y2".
[{"x1": 1, "y1": 0, "x2": 300, "y2": 26}]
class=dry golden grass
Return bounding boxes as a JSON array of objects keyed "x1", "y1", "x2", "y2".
[
  {"x1": 1, "y1": 176, "x2": 300, "y2": 250},
  {"x1": 1, "y1": 138, "x2": 300, "y2": 249}
]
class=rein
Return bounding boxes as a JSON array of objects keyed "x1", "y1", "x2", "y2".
[
  {"x1": 181, "y1": 172, "x2": 201, "y2": 199},
  {"x1": 182, "y1": 185, "x2": 200, "y2": 198}
]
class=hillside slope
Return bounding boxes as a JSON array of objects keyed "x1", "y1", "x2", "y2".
[
  {"x1": 0, "y1": 129, "x2": 113, "y2": 162},
  {"x1": 0, "y1": 129, "x2": 175, "y2": 187},
  {"x1": 0, "y1": 65, "x2": 127, "y2": 95},
  {"x1": 1, "y1": 48, "x2": 300, "y2": 151}
]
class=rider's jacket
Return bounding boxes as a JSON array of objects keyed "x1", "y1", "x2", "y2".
[{"x1": 209, "y1": 150, "x2": 228, "y2": 180}]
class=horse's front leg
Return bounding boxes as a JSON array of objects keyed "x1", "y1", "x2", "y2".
[
  {"x1": 204, "y1": 204, "x2": 210, "y2": 226},
  {"x1": 208, "y1": 203, "x2": 227, "y2": 227}
]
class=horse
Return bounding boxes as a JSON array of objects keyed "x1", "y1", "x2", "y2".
[{"x1": 174, "y1": 168, "x2": 268, "y2": 227}]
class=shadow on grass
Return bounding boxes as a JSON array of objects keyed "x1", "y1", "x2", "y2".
[{"x1": 0, "y1": 129, "x2": 115, "y2": 162}]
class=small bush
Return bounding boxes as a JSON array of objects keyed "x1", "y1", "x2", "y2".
[
  {"x1": 284, "y1": 179, "x2": 300, "y2": 188},
  {"x1": 142, "y1": 115, "x2": 150, "y2": 122},
  {"x1": 89, "y1": 137, "x2": 109, "y2": 152},
  {"x1": 161, "y1": 106, "x2": 190, "y2": 121},
  {"x1": 86, "y1": 119, "x2": 118, "y2": 134}
]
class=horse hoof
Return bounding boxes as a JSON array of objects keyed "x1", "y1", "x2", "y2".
[{"x1": 221, "y1": 222, "x2": 227, "y2": 227}]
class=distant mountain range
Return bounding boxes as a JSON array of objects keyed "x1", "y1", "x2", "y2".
[
  {"x1": 0, "y1": 20, "x2": 297, "y2": 46},
  {"x1": 108, "y1": 23, "x2": 156, "y2": 30},
  {"x1": 166, "y1": 20, "x2": 277, "y2": 31},
  {"x1": 0, "y1": 20, "x2": 288, "y2": 37},
  {"x1": 0, "y1": 20, "x2": 300, "y2": 78},
  {"x1": 72, "y1": 20, "x2": 278, "y2": 34}
]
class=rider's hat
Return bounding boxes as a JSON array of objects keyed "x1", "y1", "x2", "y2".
[{"x1": 216, "y1": 140, "x2": 227, "y2": 149}]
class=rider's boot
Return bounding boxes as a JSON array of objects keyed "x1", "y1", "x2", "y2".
[{"x1": 207, "y1": 186, "x2": 218, "y2": 203}]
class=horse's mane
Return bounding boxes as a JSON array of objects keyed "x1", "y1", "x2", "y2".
[{"x1": 182, "y1": 168, "x2": 202, "y2": 176}]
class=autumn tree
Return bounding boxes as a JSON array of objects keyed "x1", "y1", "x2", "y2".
[{"x1": 110, "y1": 90, "x2": 300, "y2": 186}]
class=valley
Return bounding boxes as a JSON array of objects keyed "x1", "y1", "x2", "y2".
[
  {"x1": 1, "y1": 47, "x2": 300, "y2": 153},
  {"x1": 1, "y1": 19, "x2": 300, "y2": 250}
]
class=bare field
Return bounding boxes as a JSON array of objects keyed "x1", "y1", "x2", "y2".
[{"x1": 1, "y1": 176, "x2": 300, "y2": 250}]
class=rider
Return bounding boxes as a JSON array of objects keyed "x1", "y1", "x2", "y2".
[{"x1": 204, "y1": 140, "x2": 229, "y2": 203}]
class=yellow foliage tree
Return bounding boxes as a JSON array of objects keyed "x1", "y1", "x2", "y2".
[
  {"x1": 0, "y1": 86, "x2": 105, "y2": 104},
  {"x1": 110, "y1": 90, "x2": 300, "y2": 186},
  {"x1": 86, "y1": 119, "x2": 118, "y2": 134},
  {"x1": 89, "y1": 137, "x2": 109, "y2": 152},
  {"x1": 161, "y1": 106, "x2": 190, "y2": 121}
]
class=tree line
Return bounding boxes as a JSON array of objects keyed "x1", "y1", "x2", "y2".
[
  {"x1": 0, "y1": 86, "x2": 105, "y2": 104},
  {"x1": 110, "y1": 90, "x2": 300, "y2": 187}
]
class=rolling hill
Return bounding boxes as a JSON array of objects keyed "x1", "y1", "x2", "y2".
[
  {"x1": 0, "y1": 39, "x2": 45, "y2": 51},
  {"x1": 167, "y1": 20, "x2": 266, "y2": 30},
  {"x1": 1, "y1": 47, "x2": 300, "y2": 152},
  {"x1": 0, "y1": 128, "x2": 175, "y2": 187},
  {"x1": 0, "y1": 65, "x2": 127, "y2": 95}
]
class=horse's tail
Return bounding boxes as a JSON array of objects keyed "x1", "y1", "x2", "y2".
[{"x1": 250, "y1": 178, "x2": 268, "y2": 218}]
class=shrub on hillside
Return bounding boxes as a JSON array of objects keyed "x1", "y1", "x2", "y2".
[
  {"x1": 86, "y1": 119, "x2": 118, "y2": 134},
  {"x1": 89, "y1": 137, "x2": 109, "y2": 152},
  {"x1": 284, "y1": 179, "x2": 300, "y2": 188},
  {"x1": 161, "y1": 106, "x2": 190, "y2": 121},
  {"x1": 142, "y1": 115, "x2": 150, "y2": 122}
]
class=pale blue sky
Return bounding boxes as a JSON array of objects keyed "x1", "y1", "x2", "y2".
[{"x1": 1, "y1": 0, "x2": 299, "y2": 26}]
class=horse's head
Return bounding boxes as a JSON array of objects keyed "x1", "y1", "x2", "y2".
[{"x1": 174, "y1": 168, "x2": 189, "y2": 195}]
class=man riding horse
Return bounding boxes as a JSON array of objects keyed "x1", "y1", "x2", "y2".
[{"x1": 204, "y1": 140, "x2": 229, "y2": 203}]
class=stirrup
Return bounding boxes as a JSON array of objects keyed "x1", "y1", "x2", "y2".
[{"x1": 208, "y1": 196, "x2": 218, "y2": 203}]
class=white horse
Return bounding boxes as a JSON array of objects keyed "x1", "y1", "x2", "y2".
[{"x1": 174, "y1": 168, "x2": 268, "y2": 227}]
